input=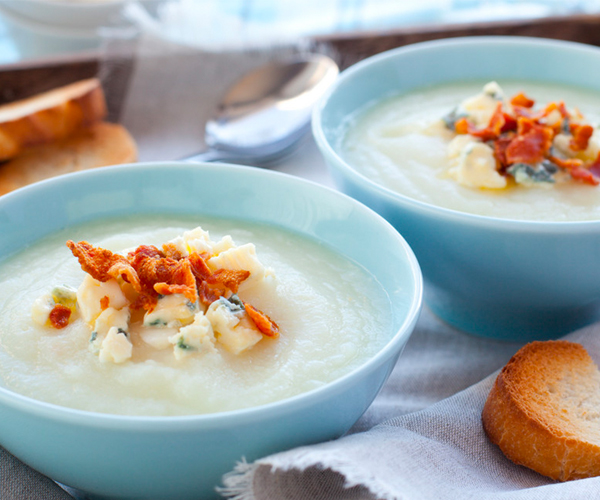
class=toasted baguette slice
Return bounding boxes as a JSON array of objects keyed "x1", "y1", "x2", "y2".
[
  {"x1": 483, "y1": 340, "x2": 600, "y2": 481},
  {"x1": 0, "y1": 78, "x2": 107, "y2": 162},
  {"x1": 0, "y1": 122, "x2": 137, "y2": 196}
]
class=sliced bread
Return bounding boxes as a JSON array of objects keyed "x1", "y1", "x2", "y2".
[
  {"x1": 0, "y1": 122, "x2": 137, "y2": 196},
  {"x1": 0, "y1": 78, "x2": 107, "y2": 162},
  {"x1": 482, "y1": 340, "x2": 600, "y2": 481}
]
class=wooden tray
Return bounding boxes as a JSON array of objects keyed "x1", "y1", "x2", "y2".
[{"x1": 1, "y1": 14, "x2": 599, "y2": 111}]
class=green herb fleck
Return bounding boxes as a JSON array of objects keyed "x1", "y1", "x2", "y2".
[
  {"x1": 220, "y1": 295, "x2": 244, "y2": 314},
  {"x1": 177, "y1": 337, "x2": 195, "y2": 351},
  {"x1": 442, "y1": 108, "x2": 467, "y2": 130},
  {"x1": 148, "y1": 318, "x2": 167, "y2": 327},
  {"x1": 507, "y1": 162, "x2": 556, "y2": 184}
]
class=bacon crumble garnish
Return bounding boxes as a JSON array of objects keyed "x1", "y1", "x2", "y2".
[
  {"x1": 505, "y1": 118, "x2": 554, "y2": 166},
  {"x1": 456, "y1": 102, "x2": 505, "y2": 142},
  {"x1": 570, "y1": 166, "x2": 600, "y2": 186},
  {"x1": 134, "y1": 254, "x2": 198, "y2": 304},
  {"x1": 162, "y1": 242, "x2": 186, "y2": 260},
  {"x1": 510, "y1": 92, "x2": 535, "y2": 108},
  {"x1": 68, "y1": 239, "x2": 277, "y2": 340},
  {"x1": 187, "y1": 253, "x2": 251, "y2": 305},
  {"x1": 100, "y1": 295, "x2": 110, "y2": 311},
  {"x1": 130, "y1": 293, "x2": 158, "y2": 312},
  {"x1": 67, "y1": 240, "x2": 140, "y2": 288},
  {"x1": 549, "y1": 154, "x2": 600, "y2": 185},
  {"x1": 493, "y1": 134, "x2": 514, "y2": 170},
  {"x1": 589, "y1": 152, "x2": 600, "y2": 176},
  {"x1": 570, "y1": 124, "x2": 594, "y2": 152},
  {"x1": 451, "y1": 89, "x2": 599, "y2": 187},
  {"x1": 128, "y1": 245, "x2": 164, "y2": 260},
  {"x1": 244, "y1": 303, "x2": 279, "y2": 338},
  {"x1": 188, "y1": 252, "x2": 212, "y2": 281},
  {"x1": 500, "y1": 112, "x2": 518, "y2": 134},
  {"x1": 49, "y1": 304, "x2": 71, "y2": 329},
  {"x1": 548, "y1": 155, "x2": 583, "y2": 170},
  {"x1": 207, "y1": 269, "x2": 250, "y2": 295},
  {"x1": 545, "y1": 101, "x2": 570, "y2": 119}
]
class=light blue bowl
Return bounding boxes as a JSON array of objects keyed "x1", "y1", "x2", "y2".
[
  {"x1": 0, "y1": 162, "x2": 422, "y2": 500},
  {"x1": 313, "y1": 36, "x2": 600, "y2": 341}
]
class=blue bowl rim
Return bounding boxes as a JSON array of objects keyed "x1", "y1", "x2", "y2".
[
  {"x1": 0, "y1": 161, "x2": 423, "y2": 430},
  {"x1": 312, "y1": 35, "x2": 600, "y2": 232}
]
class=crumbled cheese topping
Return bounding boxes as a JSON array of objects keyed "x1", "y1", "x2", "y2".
[
  {"x1": 448, "y1": 141, "x2": 507, "y2": 189},
  {"x1": 441, "y1": 82, "x2": 600, "y2": 189},
  {"x1": 32, "y1": 227, "x2": 280, "y2": 364}
]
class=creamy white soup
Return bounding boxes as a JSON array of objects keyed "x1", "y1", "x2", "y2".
[
  {"x1": 0, "y1": 216, "x2": 391, "y2": 416},
  {"x1": 343, "y1": 80, "x2": 600, "y2": 221}
]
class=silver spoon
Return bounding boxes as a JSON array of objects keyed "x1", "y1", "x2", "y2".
[{"x1": 185, "y1": 54, "x2": 339, "y2": 165}]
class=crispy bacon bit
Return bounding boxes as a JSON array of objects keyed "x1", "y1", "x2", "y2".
[
  {"x1": 49, "y1": 304, "x2": 71, "y2": 329},
  {"x1": 162, "y1": 243, "x2": 185, "y2": 260},
  {"x1": 197, "y1": 280, "x2": 222, "y2": 305},
  {"x1": 549, "y1": 154, "x2": 599, "y2": 185},
  {"x1": 67, "y1": 240, "x2": 140, "y2": 289},
  {"x1": 69, "y1": 238, "x2": 281, "y2": 343},
  {"x1": 455, "y1": 117, "x2": 469, "y2": 135},
  {"x1": 505, "y1": 118, "x2": 554, "y2": 166},
  {"x1": 67, "y1": 240, "x2": 123, "y2": 282},
  {"x1": 188, "y1": 252, "x2": 212, "y2": 281},
  {"x1": 493, "y1": 134, "x2": 514, "y2": 170},
  {"x1": 128, "y1": 245, "x2": 164, "y2": 260},
  {"x1": 134, "y1": 255, "x2": 197, "y2": 304},
  {"x1": 244, "y1": 303, "x2": 279, "y2": 338},
  {"x1": 457, "y1": 102, "x2": 505, "y2": 142},
  {"x1": 207, "y1": 269, "x2": 250, "y2": 295},
  {"x1": 130, "y1": 293, "x2": 158, "y2": 312},
  {"x1": 511, "y1": 92, "x2": 535, "y2": 108},
  {"x1": 549, "y1": 155, "x2": 583, "y2": 170},
  {"x1": 100, "y1": 296, "x2": 110, "y2": 311},
  {"x1": 589, "y1": 152, "x2": 600, "y2": 177},
  {"x1": 188, "y1": 253, "x2": 251, "y2": 304},
  {"x1": 449, "y1": 88, "x2": 600, "y2": 187},
  {"x1": 570, "y1": 166, "x2": 600, "y2": 185},
  {"x1": 570, "y1": 124, "x2": 594, "y2": 151},
  {"x1": 500, "y1": 112, "x2": 518, "y2": 134},
  {"x1": 544, "y1": 101, "x2": 570, "y2": 119},
  {"x1": 108, "y1": 260, "x2": 141, "y2": 290},
  {"x1": 511, "y1": 105, "x2": 535, "y2": 119}
]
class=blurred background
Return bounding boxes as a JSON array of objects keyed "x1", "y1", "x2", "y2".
[
  {"x1": 0, "y1": 0, "x2": 599, "y2": 63},
  {"x1": 0, "y1": 0, "x2": 599, "y2": 168}
]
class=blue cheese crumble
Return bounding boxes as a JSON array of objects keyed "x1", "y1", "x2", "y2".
[{"x1": 32, "y1": 226, "x2": 278, "y2": 364}]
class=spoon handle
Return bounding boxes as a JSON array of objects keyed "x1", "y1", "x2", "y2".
[{"x1": 184, "y1": 148, "x2": 238, "y2": 163}]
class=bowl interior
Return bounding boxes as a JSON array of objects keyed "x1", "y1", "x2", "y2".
[{"x1": 0, "y1": 162, "x2": 421, "y2": 395}]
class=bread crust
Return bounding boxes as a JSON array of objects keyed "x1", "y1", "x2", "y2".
[
  {"x1": 0, "y1": 122, "x2": 137, "y2": 196},
  {"x1": 0, "y1": 78, "x2": 107, "y2": 162},
  {"x1": 483, "y1": 340, "x2": 600, "y2": 481}
]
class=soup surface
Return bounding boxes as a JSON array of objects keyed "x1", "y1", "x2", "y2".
[
  {"x1": 0, "y1": 216, "x2": 391, "y2": 416},
  {"x1": 343, "y1": 80, "x2": 600, "y2": 221}
]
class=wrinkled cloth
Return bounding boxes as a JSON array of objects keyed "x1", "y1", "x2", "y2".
[{"x1": 219, "y1": 318, "x2": 600, "y2": 500}]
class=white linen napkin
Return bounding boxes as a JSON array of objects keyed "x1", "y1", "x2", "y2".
[{"x1": 218, "y1": 318, "x2": 600, "y2": 500}]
